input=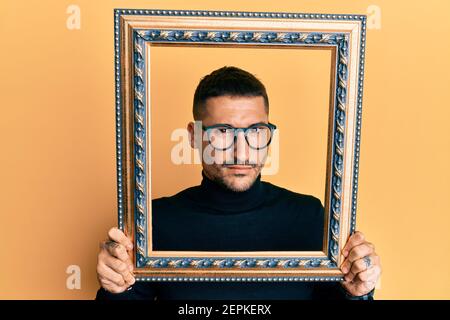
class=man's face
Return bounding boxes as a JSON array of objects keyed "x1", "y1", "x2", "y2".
[{"x1": 189, "y1": 95, "x2": 269, "y2": 192}]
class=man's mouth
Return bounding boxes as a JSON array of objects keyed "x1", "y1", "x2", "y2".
[
  {"x1": 222, "y1": 165, "x2": 255, "y2": 174},
  {"x1": 225, "y1": 165, "x2": 253, "y2": 169}
]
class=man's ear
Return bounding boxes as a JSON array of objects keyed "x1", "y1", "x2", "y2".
[{"x1": 187, "y1": 122, "x2": 196, "y2": 149}]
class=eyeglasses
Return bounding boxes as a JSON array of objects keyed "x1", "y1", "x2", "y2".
[{"x1": 202, "y1": 122, "x2": 277, "y2": 151}]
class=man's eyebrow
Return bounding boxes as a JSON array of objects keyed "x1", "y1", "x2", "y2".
[
  {"x1": 249, "y1": 122, "x2": 269, "y2": 126},
  {"x1": 206, "y1": 122, "x2": 268, "y2": 128},
  {"x1": 208, "y1": 123, "x2": 233, "y2": 127},
  {"x1": 207, "y1": 121, "x2": 267, "y2": 128}
]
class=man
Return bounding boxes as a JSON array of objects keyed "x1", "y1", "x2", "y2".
[{"x1": 96, "y1": 66, "x2": 381, "y2": 300}]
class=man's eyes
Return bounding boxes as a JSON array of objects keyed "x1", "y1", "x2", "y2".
[
  {"x1": 215, "y1": 127, "x2": 265, "y2": 133},
  {"x1": 217, "y1": 128, "x2": 233, "y2": 133}
]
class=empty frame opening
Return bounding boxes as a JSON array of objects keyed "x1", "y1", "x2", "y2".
[{"x1": 147, "y1": 44, "x2": 334, "y2": 254}]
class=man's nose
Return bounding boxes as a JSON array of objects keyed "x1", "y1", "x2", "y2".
[{"x1": 234, "y1": 131, "x2": 248, "y2": 164}]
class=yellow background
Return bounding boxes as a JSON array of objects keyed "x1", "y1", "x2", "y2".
[{"x1": 1, "y1": 0, "x2": 449, "y2": 299}]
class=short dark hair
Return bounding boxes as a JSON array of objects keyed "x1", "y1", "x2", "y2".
[{"x1": 193, "y1": 66, "x2": 269, "y2": 120}]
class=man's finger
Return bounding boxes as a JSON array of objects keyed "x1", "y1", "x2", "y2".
[
  {"x1": 354, "y1": 265, "x2": 381, "y2": 284},
  {"x1": 342, "y1": 231, "x2": 365, "y2": 257},
  {"x1": 103, "y1": 252, "x2": 135, "y2": 283},
  {"x1": 344, "y1": 255, "x2": 379, "y2": 282},
  {"x1": 97, "y1": 262, "x2": 126, "y2": 287},
  {"x1": 108, "y1": 227, "x2": 133, "y2": 250},
  {"x1": 347, "y1": 244, "x2": 375, "y2": 263},
  {"x1": 341, "y1": 244, "x2": 375, "y2": 274},
  {"x1": 341, "y1": 278, "x2": 376, "y2": 297},
  {"x1": 100, "y1": 277, "x2": 130, "y2": 294},
  {"x1": 99, "y1": 260, "x2": 135, "y2": 287},
  {"x1": 102, "y1": 241, "x2": 131, "y2": 262},
  {"x1": 350, "y1": 254, "x2": 378, "y2": 275}
]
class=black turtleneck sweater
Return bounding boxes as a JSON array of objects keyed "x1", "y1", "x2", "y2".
[{"x1": 96, "y1": 171, "x2": 373, "y2": 300}]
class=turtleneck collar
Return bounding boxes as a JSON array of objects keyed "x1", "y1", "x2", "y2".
[{"x1": 186, "y1": 170, "x2": 265, "y2": 214}]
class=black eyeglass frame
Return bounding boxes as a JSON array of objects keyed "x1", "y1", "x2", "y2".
[{"x1": 201, "y1": 122, "x2": 277, "y2": 151}]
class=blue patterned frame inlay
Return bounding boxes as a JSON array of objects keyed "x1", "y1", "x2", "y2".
[{"x1": 114, "y1": 9, "x2": 367, "y2": 282}]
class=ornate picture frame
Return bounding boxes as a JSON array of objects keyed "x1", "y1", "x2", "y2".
[{"x1": 114, "y1": 8, "x2": 367, "y2": 282}]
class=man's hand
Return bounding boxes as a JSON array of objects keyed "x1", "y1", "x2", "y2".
[
  {"x1": 340, "y1": 231, "x2": 382, "y2": 297},
  {"x1": 97, "y1": 227, "x2": 135, "y2": 293}
]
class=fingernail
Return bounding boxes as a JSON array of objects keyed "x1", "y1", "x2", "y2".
[
  {"x1": 342, "y1": 250, "x2": 348, "y2": 257},
  {"x1": 128, "y1": 264, "x2": 134, "y2": 272},
  {"x1": 342, "y1": 266, "x2": 348, "y2": 273},
  {"x1": 127, "y1": 244, "x2": 133, "y2": 250}
]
